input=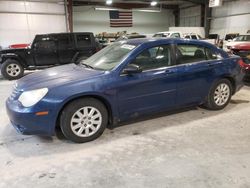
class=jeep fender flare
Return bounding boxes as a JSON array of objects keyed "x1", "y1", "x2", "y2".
[{"x1": 1, "y1": 53, "x2": 27, "y2": 68}]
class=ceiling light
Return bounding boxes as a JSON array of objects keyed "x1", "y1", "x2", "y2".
[
  {"x1": 106, "y1": 0, "x2": 112, "y2": 5},
  {"x1": 151, "y1": 1, "x2": 158, "y2": 6}
]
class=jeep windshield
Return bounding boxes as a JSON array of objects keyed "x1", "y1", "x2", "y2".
[{"x1": 80, "y1": 42, "x2": 136, "y2": 71}]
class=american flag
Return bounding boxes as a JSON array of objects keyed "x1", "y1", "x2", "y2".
[{"x1": 109, "y1": 10, "x2": 133, "y2": 27}]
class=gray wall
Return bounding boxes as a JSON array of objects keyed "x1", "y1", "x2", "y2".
[
  {"x1": 0, "y1": 0, "x2": 66, "y2": 48},
  {"x1": 179, "y1": 5, "x2": 202, "y2": 27},
  {"x1": 73, "y1": 6, "x2": 175, "y2": 35},
  {"x1": 210, "y1": 0, "x2": 250, "y2": 37}
]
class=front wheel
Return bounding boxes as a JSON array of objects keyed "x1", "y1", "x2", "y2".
[
  {"x1": 60, "y1": 98, "x2": 108, "y2": 143},
  {"x1": 1, "y1": 59, "x2": 24, "y2": 80},
  {"x1": 205, "y1": 79, "x2": 232, "y2": 110}
]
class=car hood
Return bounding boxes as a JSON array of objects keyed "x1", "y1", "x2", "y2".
[{"x1": 16, "y1": 64, "x2": 106, "y2": 91}]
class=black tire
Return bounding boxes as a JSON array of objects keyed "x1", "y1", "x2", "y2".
[
  {"x1": 60, "y1": 98, "x2": 108, "y2": 143},
  {"x1": 204, "y1": 79, "x2": 232, "y2": 110},
  {"x1": 1, "y1": 59, "x2": 24, "y2": 80}
]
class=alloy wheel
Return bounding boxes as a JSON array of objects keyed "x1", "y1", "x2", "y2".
[
  {"x1": 70, "y1": 106, "x2": 102, "y2": 137},
  {"x1": 7, "y1": 63, "x2": 21, "y2": 77},
  {"x1": 214, "y1": 83, "x2": 230, "y2": 106}
]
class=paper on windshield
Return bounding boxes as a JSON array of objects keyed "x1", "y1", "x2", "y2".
[{"x1": 121, "y1": 44, "x2": 136, "y2": 50}]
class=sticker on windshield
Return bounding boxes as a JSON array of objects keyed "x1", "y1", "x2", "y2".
[{"x1": 121, "y1": 44, "x2": 136, "y2": 50}]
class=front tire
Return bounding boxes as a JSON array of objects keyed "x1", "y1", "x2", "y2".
[
  {"x1": 205, "y1": 79, "x2": 232, "y2": 110},
  {"x1": 60, "y1": 98, "x2": 108, "y2": 143},
  {"x1": 1, "y1": 59, "x2": 24, "y2": 80}
]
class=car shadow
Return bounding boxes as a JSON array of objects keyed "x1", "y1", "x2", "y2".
[{"x1": 2, "y1": 96, "x2": 249, "y2": 158}]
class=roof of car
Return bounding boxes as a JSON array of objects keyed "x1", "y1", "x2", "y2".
[{"x1": 125, "y1": 37, "x2": 216, "y2": 48}]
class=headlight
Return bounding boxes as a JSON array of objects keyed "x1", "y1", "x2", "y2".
[{"x1": 18, "y1": 88, "x2": 48, "y2": 107}]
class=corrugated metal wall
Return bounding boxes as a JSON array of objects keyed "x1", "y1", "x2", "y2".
[
  {"x1": 179, "y1": 5, "x2": 202, "y2": 27},
  {"x1": 0, "y1": 0, "x2": 67, "y2": 48},
  {"x1": 210, "y1": 0, "x2": 250, "y2": 37}
]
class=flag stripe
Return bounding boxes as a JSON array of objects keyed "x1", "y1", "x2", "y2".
[{"x1": 109, "y1": 10, "x2": 133, "y2": 27}]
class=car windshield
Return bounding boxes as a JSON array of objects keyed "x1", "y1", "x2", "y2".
[
  {"x1": 234, "y1": 35, "x2": 250, "y2": 41},
  {"x1": 80, "y1": 42, "x2": 136, "y2": 71}
]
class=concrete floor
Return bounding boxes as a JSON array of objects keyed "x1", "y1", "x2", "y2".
[{"x1": 0, "y1": 77, "x2": 250, "y2": 188}]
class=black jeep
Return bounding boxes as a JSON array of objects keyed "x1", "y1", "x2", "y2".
[{"x1": 0, "y1": 32, "x2": 100, "y2": 80}]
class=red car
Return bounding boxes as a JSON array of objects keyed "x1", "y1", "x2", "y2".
[{"x1": 230, "y1": 43, "x2": 250, "y2": 81}]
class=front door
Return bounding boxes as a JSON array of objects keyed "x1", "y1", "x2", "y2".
[
  {"x1": 116, "y1": 44, "x2": 178, "y2": 120},
  {"x1": 33, "y1": 39, "x2": 58, "y2": 66}
]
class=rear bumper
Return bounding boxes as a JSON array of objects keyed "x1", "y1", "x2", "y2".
[
  {"x1": 6, "y1": 99, "x2": 56, "y2": 136},
  {"x1": 243, "y1": 70, "x2": 250, "y2": 82}
]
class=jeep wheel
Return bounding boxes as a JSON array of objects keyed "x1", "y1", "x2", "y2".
[{"x1": 1, "y1": 59, "x2": 24, "y2": 80}]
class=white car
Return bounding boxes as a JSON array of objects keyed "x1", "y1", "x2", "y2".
[
  {"x1": 184, "y1": 33, "x2": 203, "y2": 40},
  {"x1": 153, "y1": 31, "x2": 183, "y2": 38}
]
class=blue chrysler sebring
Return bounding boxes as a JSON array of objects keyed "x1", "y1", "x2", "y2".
[{"x1": 6, "y1": 38, "x2": 244, "y2": 143}]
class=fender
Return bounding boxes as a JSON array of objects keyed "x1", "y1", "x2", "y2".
[{"x1": 1, "y1": 53, "x2": 27, "y2": 68}]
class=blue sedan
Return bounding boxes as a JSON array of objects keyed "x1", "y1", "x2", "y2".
[{"x1": 6, "y1": 38, "x2": 244, "y2": 143}]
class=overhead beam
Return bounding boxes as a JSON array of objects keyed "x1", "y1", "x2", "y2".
[
  {"x1": 73, "y1": 1, "x2": 178, "y2": 9},
  {"x1": 185, "y1": 0, "x2": 207, "y2": 5}
]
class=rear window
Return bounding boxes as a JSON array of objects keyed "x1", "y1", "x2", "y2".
[
  {"x1": 176, "y1": 44, "x2": 221, "y2": 64},
  {"x1": 76, "y1": 34, "x2": 92, "y2": 47}
]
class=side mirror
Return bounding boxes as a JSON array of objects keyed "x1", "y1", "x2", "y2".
[{"x1": 122, "y1": 64, "x2": 142, "y2": 75}]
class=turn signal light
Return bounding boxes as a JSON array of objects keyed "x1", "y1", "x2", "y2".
[{"x1": 36, "y1": 111, "x2": 49, "y2": 116}]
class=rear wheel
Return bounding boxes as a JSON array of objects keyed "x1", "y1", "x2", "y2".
[
  {"x1": 1, "y1": 59, "x2": 24, "y2": 80},
  {"x1": 60, "y1": 98, "x2": 108, "y2": 143},
  {"x1": 205, "y1": 79, "x2": 232, "y2": 110}
]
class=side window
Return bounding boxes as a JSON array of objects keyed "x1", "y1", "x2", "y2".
[
  {"x1": 57, "y1": 34, "x2": 73, "y2": 50},
  {"x1": 76, "y1": 34, "x2": 91, "y2": 47},
  {"x1": 171, "y1": 33, "x2": 180, "y2": 38},
  {"x1": 131, "y1": 45, "x2": 172, "y2": 71},
  {"x1": 191, "y1": 35, "x2": 197, "y2": 39},
  {"x1": 176, "y1": 44, "x2": 206, "y2": 64},
  {"x1": 205, "y1": 48, "x2": 222, "y2": 60},
  {"x1": 35, "y1": 40, "x2": 56, "y2": 50},
  {"x1": 184, "y1": 35, "x2": 190, "y2": 39}
]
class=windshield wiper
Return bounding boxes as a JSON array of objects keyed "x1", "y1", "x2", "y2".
[{"x1": 80, "y1": 63, "x2": 94, "y2": 69}]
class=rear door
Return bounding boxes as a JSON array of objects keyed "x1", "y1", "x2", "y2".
[
  {"x1": 74, "y1": 33, "x2": 96, "y2": 58},
  {"x1": 57, "y1": 34, "x2": 75, "y2": 64},
  {"x1": 175, "y1": 43, "x2": 216, "y2": 106}
]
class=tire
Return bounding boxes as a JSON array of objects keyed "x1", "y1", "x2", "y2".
[
  {"x1": 60, "y1": 98, "x2": 108, "y2": 143},
  {"x1": 1, "y1": 59, "x2": 24, "y2": 80},
  {"x1": 204, "y1": 79, "x2": 232, "y2": 110}
]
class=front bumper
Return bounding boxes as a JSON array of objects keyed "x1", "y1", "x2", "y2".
[{"x1": 6, "y1": 98, "x2": 57, "y2": 136}]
